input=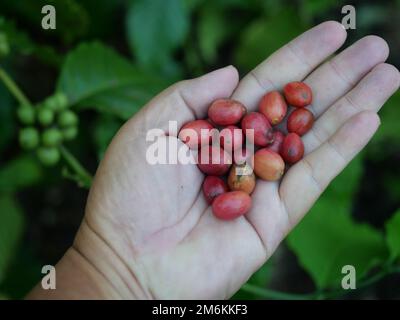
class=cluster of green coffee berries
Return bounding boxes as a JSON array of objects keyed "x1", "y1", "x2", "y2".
[{"x1": 17, "y1": 92, "x2": 78, "y2": 166}]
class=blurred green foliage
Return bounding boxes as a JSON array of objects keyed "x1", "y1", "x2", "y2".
[
  {"x1": 57, "y1": 42, "x2": 167, "y2": 119},
  {"x1": 0, "y1": 0, "x2": 399, "y2": 299},
  {"x1": 0, "y1": 195, "x2": 24, "y2": 284},
  {"x1": 287, "y1": 158, "x2": 388, "y2": 289},
  {"x1": 386, "y1": 209, "x2": 400, "y2": 261}
]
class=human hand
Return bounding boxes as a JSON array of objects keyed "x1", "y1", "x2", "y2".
[{"x1": 29, "y1": 21, "x2": 399, "y2": 300}]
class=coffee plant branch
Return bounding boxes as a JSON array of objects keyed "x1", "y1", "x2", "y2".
[
  {"x1": 0, "y1": 66, "x2": 93, "y2": 188},
  {"x1": 241, "y1": 263, "x2": 400, "y2": 300}
]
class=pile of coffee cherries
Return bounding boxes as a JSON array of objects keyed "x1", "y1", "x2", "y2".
[{"x1": 178, "y1": 82, "x2": 314, "y2": 220}]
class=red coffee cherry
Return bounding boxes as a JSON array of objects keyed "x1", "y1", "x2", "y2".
[
  {"x1": 219, "y1": 125, "x2": 243, "y2": 152},
  {"x1": 208, "y1": 99, "x2": 247, "y2": 126},
  {"x1": 179, "y1": 119, "x2": 214, "y2": 149},
  {"x1": 197, "y1": 145, "x2": 232, "y2": 175},
  {"x1": 202, "y1": 176, "x2": 228, "y2": 204},
  {"x1": 287, "y1": 108, "x2": 314, "y2": 136},
  {"x1": 280, "y1": 133, "x2": 304, "y2": 164},
  {"x1": 266, "y1": 130, "x2": 285, "y2": 153},
  {"x1": 259, "y1": 91, "x2": 287, "y2": 125},
  {"x1": 212, "y1": 191, "x2": 252, "y2": 220},
  {"x1": 227, "y1": 164, "x2": 256, "y2": 195},
  {"x1": 283, "y1": 82, "x2": 312, "y2": 107},
  {"x1": 233, "y1": 148, "x2": 254, "y2": 167},
  {"x1": 206, "y1": 117, "x2": 218, "y2": 127},
  {"x1": 241, "y1": 112, "x2": 274, "y2": 147},
  {"x1": 254, "y1": 149, "x2": 285, "y2": 181}
]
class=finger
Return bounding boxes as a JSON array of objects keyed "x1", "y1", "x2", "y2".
[
  {"x1": 303, "y1": 63, "x2": 400, "y2": 153},
  {"x1": 170, "y1": 65, "x2": 239, "y2": 119},
  {"x1": 129, "y1": 66, "x2": 239, "y2": 133},
  {"x1": 280, "y1": 111, "x2": 380, "y2": 227},
  {"x1": 232, "y1": 21, "x2": 347, "y2": 110},
  {"x1": 304, "y1": 35, "x2": 389, "y2": 117}
]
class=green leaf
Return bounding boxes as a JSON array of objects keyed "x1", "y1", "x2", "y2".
[
  {"x1": 0, "y1": 0, "x2": 89, "y2": 45},
  {"x1": 385, "y1": 209, "x2": 400, "y2": 261},
  {"x1": 374, "y1": 91, "x2": 400, "y2": 142},
  {"x1": 197, "y1": 7, "x2": 229, "y2": 64},
  {"x1": 93, "y1": 114, "x2": 122, "y2": 160},
  {"x1": 0, "y1": 79, "x2": 15, "y2": 152},
  {"x1": 232, "y1": 260, "x2": 274, "y2": 299},
  {"x1": 57, "y1": 42, "x2": 167, "y2": 119},
  {"x1": 0, "y1": 156, "x2": 43, "y2": 192},
  {"x1": 0, "y1": 16, "x2": 63, "y2": 67},
  {"x1": 235, "y1": 9, "x2": 307, "y2": 71},
  {"x1": 0, "y1": 246, "x2": 43, "y2": 298},
  {"x1": 356, "y1": 5, "x2": 389, "y2": 30},
  {"x1": 0, "y1": 195, "x2": 24, "y2": 283},
  {"x1": 299, "y1": 0, "x2": 343, "y2": 23},
  {"x1": 126, "y1": 0, "x2": 189, "y2": 68},
  {"x1": 287, "y1": 158, "x2": 388, "y2": 288}
]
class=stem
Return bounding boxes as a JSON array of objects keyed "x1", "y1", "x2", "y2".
[
  {"x1": 241, "y1": 283, "x2": 314, "y2": 300},
  {"x1": 241, "y1": 264, "x2": 400, "y2": 300},
  {"x1": 0, "y1": 67, "x2": 31, "y2": 105},
  {"x1": 320, "y1": 264, "x2": 400, "y2": 299},
  {"x1": 60, "y1": 145, "x2": 93, "y2": 188},
  {"x1": 0, "y1": 66, "x2": 93, "y2": 188}
]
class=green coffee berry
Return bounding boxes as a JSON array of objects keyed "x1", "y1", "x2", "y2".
[
  {"x1": 43, "y1": 96, "x2": 56, "y2": 111},
  {"x1": 43, "y1": 92, "x2": 68, "y2": 111},
  {"x1": 53, "y1": 92, "x2": 68, "y2": 110},
  {"x1": 17, "y1": 105, "x2": 35, "y2": 125},
  {"x1": 36, "y1": 147, "x2": 60, "y2": 166},
  {"x1": 42, "y1": 128, "x2": 63, "y2": 147},
  {"x1": 62, "y1": 126, "x2": 78, "y2": 141},
  {"x1": 37, "y1": 108, "x2": 54, "y2": 126},
  {"x1": 0, "y1": 33, "x2": 9, "y2": 57},
  {"x1": 19, "y1": 127, "x2": 39, "y2": 150},
  {"x1": 58, "y1": 110, "x2": 78, "y2": 127}
]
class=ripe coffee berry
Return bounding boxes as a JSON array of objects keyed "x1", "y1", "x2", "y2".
[
  {"x1": 287, "y1": 108, "x2": 314, "y2": 136},
  {"x1": 212, "y1": 191, "x2": 252, "y2": 220},
  {"x1": 208, "y1": 99, "x2": 247, "y2": 126},
  {"x1": 266, "y1": 130, "x2": 285, "y2": 154},
  {"x1": 233, "y1": 148, "x2": 254, "y2": 167},
  {"x1": 259, "y1": 91, "x2": 287, "y2": 125},
  {"x1": 241, "y1": 112, "x2": 274, "y2": 147},
  {"x1": 220, "y1": 125, "x2": 243, "y2": 152},
  {"x1": 281, "y1": 133, "x2": 304, "y2": 164},
  {"x1": 202, "y1": 176, "x2": 228, "y2": 204},
  {"x1": 254, "y1": 149, "x2": 285, "y2": 181},
  {"x1": 197, "y1": 145, "x2": 232, "y2": 175},
  {"x1": 227, "y1": 164, "x2": 256, "y2": 195},
  {"x1": 179, "y1": 119, "x2": 214, "y2": 149},
  {"x1": 283, "y1": 82, "x2": 312, "y2": 107},
  {"x1": 191, "y1": 83, "x2": 316, "y2": 221}
]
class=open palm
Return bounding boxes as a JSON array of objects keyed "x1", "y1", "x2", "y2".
[{"x1": 75, "y1": 21, "x2": 399, "y2": 299}]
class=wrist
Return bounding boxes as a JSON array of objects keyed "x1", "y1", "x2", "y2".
[
  {"x1": 27, "y1": 218, "x2": 151, "y2": 300},
  {"x1": 26, "y1": 246, "x2": 122, "y2": 299}
]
